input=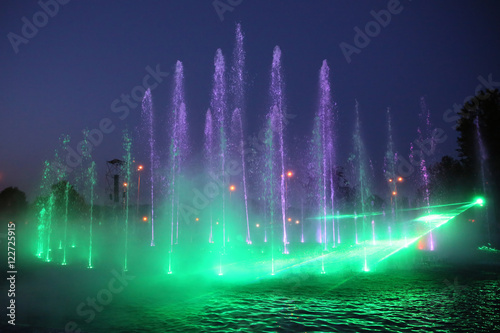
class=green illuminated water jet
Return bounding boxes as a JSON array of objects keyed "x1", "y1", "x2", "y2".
[{"x1": 123, "y1": 130, "x2": 132, "y2": 272}]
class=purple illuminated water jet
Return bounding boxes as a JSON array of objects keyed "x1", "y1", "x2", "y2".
[
  {"x1": 231, "y1": 108, "x2": 251, "y2": 244},
  {"x1": 204, "y1": 109, "x2": 215, "y2": 243},
  {"x1": 168, "y1": 61, "x2": 189, "y2": 273},
  {"x1": 230, "y1": 23, "x2": 251, "y2": 244},
  {"x1": 270, "y1": 46, "x2": 288, "y2": 254},
  {"x1": 141, "y1": 88, "x2": 156, "y2": 246},
  {"x1": 417, "y1": 97, "x2": 433, "y2": 250},
  {"x1": 211, "y1": 49, "x2": 228, "y2": 273}
]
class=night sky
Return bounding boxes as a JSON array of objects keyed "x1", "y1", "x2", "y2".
[{"x1": 1, "y1": 0, "x2": 500, "y2": 200}]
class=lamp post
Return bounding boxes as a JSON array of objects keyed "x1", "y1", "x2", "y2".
[
  {"x1": 136, "y1": 165, "x2": 143, "y2": 216},
  {"x1": 122, "y1": 182, "x2": 128, "y2": 209},
  {"x1": 388, "y1": 177, "x2": 403, "y2": 215},
  {"x1": 388, "y1": 176, "x2": 403, "y2": 242}
]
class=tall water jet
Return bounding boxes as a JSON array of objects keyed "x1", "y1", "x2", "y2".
[
  {"x1": 60, "y1": 136, "x2": 70, "y2": 266},
  {"x1": 270, "y1": 45, "x2": 288, "y2": 254},
  {"x1": 263, "y1": 112, "x2": 276, "y2": 274},
  {"x1": 123, "y1": 130, "x2": 132, "y2": 272},
  {"x1": 211, "y1": 49, "x2": 228, "y2": 274},
  {"x1": 475, "y1": 114, "x2": 491, "y2": 243},
  {"x1": 416, "y1": 97, "x2": 433, "y2": 250},
  {"x1": 353, "y1": 101, "x2": 370, "y2": 270},
  {"x1": 87, "y1": 160, "x2": 96, "y2": 269},
  {"x1": 36, "y1": 160, "x2": 58, "y2": 262},
  {"x1": 204, "y1": 109, "x2": 215, "y2": 243},
  {"x1": 231, "y1": 108, "x2": 251, "y2": 244},
  {"x1": 312, "y1": 115, "x2": 326, "y2": 248},
  {"x1": 141, "y1": 88, "x2": 156, "y2": 246},
  {"x1": 315, "y1": 59, "x2": 335, "y2": 251},
  {"x1": 230, "y1": 23, "x2": 251, "y2": 244},
  {"x1": 384, "y1": 107, "x2": 396, "y2": 243},
  {"x1": 79, "y1": 131, "x2": 96, "y2": 269},
  {"x1": 167, "y1": 61, "x2": 189, "y2": 273},
  {"x1": 169, "y1": 61, "x2": 189, "y2": 247},
  {"x1": 231, "y1": 23, "x2": 245, "y2": 111}
]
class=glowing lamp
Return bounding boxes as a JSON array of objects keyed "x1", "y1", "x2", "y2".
[
  {"x1": 256, "y1": 223, "x2": 260, "y2": 227},
  {"x1": 392, "y1": 191, "x2": 397, "y2": 196},
  {"x1": 138, "y1": 165, "x2": 143, "y2": 171},
  {"x1": 142, "y1": 216, "x2": 148, "y2": 222},
  {"x1": 397, "y1": 177, "x2": 403, "y2": 182},
  {"x1": 475, "y1": 197, "x2": 484, "y2": 206},
  {"x1": 229, "y1": 185, "x2": 236, "y2": 192},
  {"x1": 123, "y1": 182, "x2": 128, "y2": 187},
  {"x1": 287, "y1": 171, "x2": 293, "y2": 178},
  {"x1": 287, "y1": 217, "x2": 292, "y2": 222}
]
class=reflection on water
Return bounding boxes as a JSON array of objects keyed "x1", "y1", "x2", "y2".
[{"x1": 6, "y1": 265, "x2": 500, "y2": 333}]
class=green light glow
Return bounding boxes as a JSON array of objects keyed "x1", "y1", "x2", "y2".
[
  {"x1": 475, "y1": 197, "x2": 485, "y2": 206},
  {"x1": 377, "y1": 201, "x2": 475, "y2": 264}
]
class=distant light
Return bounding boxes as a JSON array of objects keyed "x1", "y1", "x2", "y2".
[
  {"x1": 388, "y1": 178, "x2": 393, "y2": 183},
  {"x1": 216, "y1": 221, "x2": 219, "y2": 225},
  {"x1": 195, "y1": 217, "x2": 199, "y2": 221},
  {"x1": 256, "y1": 223, "x2": 260, "y2": 227},
  {"x1": 142, "y1": 216, "x2": 148, "y2": 222},
  {"x1": 475, "y1": 197, "x2": 484, "y2": 206},
  {"x1": 392, "y1": 191, "x2": 397, "y2": 196},
  {"x1": 287, "y1": 217, "x2": 292, "y2": 222},
  {"x1": 287, "y1": 171, "x2": 293, "y2": 178},
  {"x1": 397, "y1": 176, "x2": 403, "y2": 182},
  {"x1": 123, "y1": 182, "x2": 128, "y2": 187},
  {"x1": 229, "y1": 185, "x2": 236, "y2": 192},
  {"x1": 295, "y1": 220, "x2": 299, "y2": 224},
  {"x1": 137, "y1": 165, "x2": 143, "y2": 171}
]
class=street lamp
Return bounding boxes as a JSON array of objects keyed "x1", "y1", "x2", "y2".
[{"x1": 388, "y1": 176, "x2": 403, "y2": 219}]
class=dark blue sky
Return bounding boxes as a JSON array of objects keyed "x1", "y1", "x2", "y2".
[{"x1": 1, "y1": 0, "x2": 500, "y2": 200}]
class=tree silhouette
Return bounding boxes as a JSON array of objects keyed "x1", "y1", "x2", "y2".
[
  {"x1": 456, "y1": 88, "x2": 499, "y2": 242},
  {"x1": 456, "y1": 89, "x2": 500, "y2": 194},
  {"x1": 0, "y1": 187, "x2": 27, "y2": 221}
]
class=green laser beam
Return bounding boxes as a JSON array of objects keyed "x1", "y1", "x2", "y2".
[{"x1": 308, "y1": 201, "x2": 475, "y2": 221}]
